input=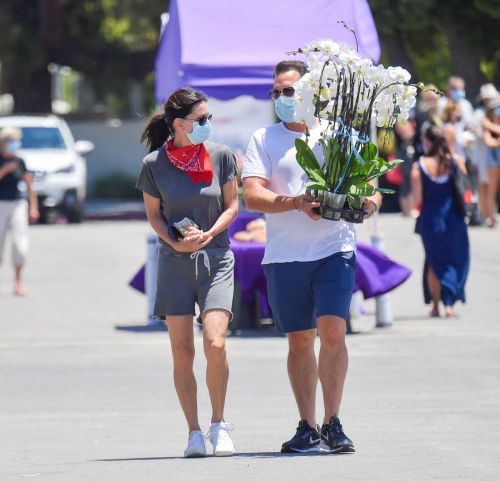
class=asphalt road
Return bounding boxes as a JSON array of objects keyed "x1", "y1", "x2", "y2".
[{"x1": 0, "y1": 215, "x2": 499, "y2": 480}]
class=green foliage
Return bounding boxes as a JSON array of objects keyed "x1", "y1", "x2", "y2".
[
  {"x1": 0, "y1": 0, "x2": 167, "y2": 113},
  {"x1": 91, "y1": 171, "x2": 142, "y2": 199}
]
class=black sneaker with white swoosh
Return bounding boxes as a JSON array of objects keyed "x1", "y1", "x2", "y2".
[
  {"x1": 281, "y1": 420, "x2": 322, "y2": 453},
  {"x1": 320, "y1": 416, "x2": 355, "y2": 453}
]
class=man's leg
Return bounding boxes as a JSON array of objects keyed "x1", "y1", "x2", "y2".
[
  {"x1": 317, "y1": 315, "x2": 348, "y2": 423},
  {"x1": 287, "y1": 328, "x2": 318, "y2": 429}
]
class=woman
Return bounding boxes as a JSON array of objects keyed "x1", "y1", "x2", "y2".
[
  {"x1": 136, "y1": 87, "x2": 238, "y2": 457},
  {"x1": 482, "y1": 102, "x2": 500, "y2": 228},
  {"x1": 0, "y1": 127, "x2": 39, "y2": 295},
  {"x1": 411, "y1": 125, "x2": 469, "y2": 318}
]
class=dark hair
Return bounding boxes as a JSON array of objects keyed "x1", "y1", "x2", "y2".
[
  {"x1": 424, "y1": 124, "x2": 452, "y2": 174},
  {"x1": 141, "y1": 87, "x2": 207, "y2": 152},
  {"x1": 274, "y1": 60, "x2": 308, "y2": 79}
]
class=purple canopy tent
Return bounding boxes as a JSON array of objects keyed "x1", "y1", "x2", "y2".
[{"x1": 155, "y1": 0, "x2": 380, "y2": 102}]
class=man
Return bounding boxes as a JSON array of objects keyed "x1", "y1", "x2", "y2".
[
  {"x1": 438, "y1": 76, "x2": 474, "y2": 131},
  {"x1": 242, "y1": 60, "x2": 381, "y2": 454},
  {"x1": 0, "y1": 127, "x2": 39, "y2": 295}
]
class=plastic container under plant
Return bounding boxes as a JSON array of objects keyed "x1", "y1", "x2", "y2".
[{"x1": 306, "y1": 188, "x2": 366, "y2": 223}]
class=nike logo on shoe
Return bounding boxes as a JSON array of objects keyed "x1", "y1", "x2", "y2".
[{"x1": 309, "y1": 436, "x2": 320, "y2": 445}]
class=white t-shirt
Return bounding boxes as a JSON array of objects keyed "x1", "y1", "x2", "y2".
[{"x1": 242, "y1": 122, "x2": 356, "y2": 264}]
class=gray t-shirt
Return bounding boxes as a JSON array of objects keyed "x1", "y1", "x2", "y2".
[{"x1": 136, "y1": 141, "x2": 237, "y2": 252}]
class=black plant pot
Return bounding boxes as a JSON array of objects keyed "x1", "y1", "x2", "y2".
[{"x1": 306, "y1": 188, "x2": 367, "y2": 224}]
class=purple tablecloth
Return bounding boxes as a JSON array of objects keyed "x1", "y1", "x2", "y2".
[{"x1": 130, "y1": 214, "x2": 412, "y2": 317}]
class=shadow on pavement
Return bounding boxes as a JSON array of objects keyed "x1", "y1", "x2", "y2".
[
  {"x1": 114, "y1": 323, "x2": 167, "y2": 333},
  {"x1": 93, "y1": 450, "x2": 350, "y2": 462}
]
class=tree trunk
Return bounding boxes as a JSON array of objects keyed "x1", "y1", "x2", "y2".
[
  {"x1": 441, "y1": 19, "x2": 485, "y2": 99},
  {"x1": 379, "y1": 31, "x2": 415, "y2": 74},
  {"x1": 6, "y1": 68, "x2": 51, "y2": 113}
]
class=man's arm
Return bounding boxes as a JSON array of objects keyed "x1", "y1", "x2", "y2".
[
  {"x1": 242, "y1": 176, "x2": 321, "y2": 220},
  {"x1": 0, "y1": 160, "x2": 18, "y2": 180}
]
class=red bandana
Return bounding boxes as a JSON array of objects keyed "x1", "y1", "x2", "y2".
[{"x1": 164, "y1": 140, "x2": 213, "y2": 184}]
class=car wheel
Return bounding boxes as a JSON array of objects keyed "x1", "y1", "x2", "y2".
[
  {"x1": 67, "y1": 206, "x2": 83, "y2": 223},
  {"x1": 38, "y1": 207, "x2": 58, "y2": 225}
]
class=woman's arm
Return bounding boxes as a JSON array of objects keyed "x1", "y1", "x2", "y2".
[
  {"x1": 483, "y1": 116, "x2": 500, "y2": 136},
  {"x1": 143, "y1": 192, "x2": 212, "y2": 253},
  {"x1": 205, "y1": 178, "x2": 238, "y2": 239},
  {"x1": 411, "y1": 161, "x2": 422, "y2": 207},
  {"x1": 483, "y1": 119, "x2": 500, "y2": 148},
  {"x1": 21, "y1": 172, "x2": 39, "y2": 222}
]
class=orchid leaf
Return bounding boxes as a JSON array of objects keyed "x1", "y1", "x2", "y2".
[{"x1": 295, "y1": 138, "x2": 328, "y2": 189}]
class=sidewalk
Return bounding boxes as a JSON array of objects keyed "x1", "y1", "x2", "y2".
[{"x1": 0, "y1": 216, "x2": 499, "y2": 480}]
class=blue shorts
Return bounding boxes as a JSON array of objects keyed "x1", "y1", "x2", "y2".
[{"x1": 263, "y1": 251, "x2": 356, "y2": 333}]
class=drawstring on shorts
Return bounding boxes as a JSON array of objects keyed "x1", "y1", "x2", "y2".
[{"x1": 190, "y1": 249, "x2": 211, "y2": 279}]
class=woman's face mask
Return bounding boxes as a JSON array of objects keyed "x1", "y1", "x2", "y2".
[
  {"x1": 182, "y1": 117, "x2": 212, "y2": 145},
  {"x1": 274, "y1": 95, "x2": 297, "y2": 123}
]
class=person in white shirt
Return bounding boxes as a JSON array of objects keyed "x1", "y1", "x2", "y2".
[
  {"x1": 242, "y1": 60, "x2": 381, "y2": 454},
  {"x1": 438, "y1": 76, "x2": 474, "y2": 132}
]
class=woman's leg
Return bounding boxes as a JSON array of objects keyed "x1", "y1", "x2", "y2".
[
  {"x1": 165, "y1": 315, "x2": 200, "y2": 432},
  {"x1": 486, "y1": 167, "x2": 499, "y2": 227},
  {"x1": 201, "y1": 309, "x2": 230, "y2": 423},
  {"x1": 427, "y1": 265, "x2": 441, "y2": 316},
  {"x1": 479, "y1": 182, "x2": 489, "y2": 222}
]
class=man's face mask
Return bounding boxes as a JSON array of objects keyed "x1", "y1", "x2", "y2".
[
  {"x1": 274, "y1": 95, "x2": 297, "y2": 123},
  {"x1": 450, "y1": 89, "x2": 466, "y2": 102},
  {"x1": 5, "y1": 140, "x2": 21, "y2": 154}
]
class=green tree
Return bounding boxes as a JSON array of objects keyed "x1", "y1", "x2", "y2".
[
  {"x1": 0, "y1": 0, "x2": 167, "y2": 114},
  {"x1": 369, "y1": 0, "x2": 500, "y2": 96}
]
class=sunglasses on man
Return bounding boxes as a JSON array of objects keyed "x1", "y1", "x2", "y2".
[
  {"x1": 268, "y1": 87, "x2": 296, "y2": 100},
  {"x1": 181, "y1": 113, "x2": 213, "y2": 126}
]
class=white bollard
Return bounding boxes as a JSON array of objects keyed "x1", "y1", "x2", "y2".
[
  {"x1": 371, "y1": 233, "x2": 393, "y2": 328},
  {"x1": 145, "y1": 233, "x2": 159, "y2": 324}
]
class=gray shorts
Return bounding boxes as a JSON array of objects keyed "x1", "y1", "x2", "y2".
[{"x1": 154, "y1": 247, "x2": 234, "y2": 321}]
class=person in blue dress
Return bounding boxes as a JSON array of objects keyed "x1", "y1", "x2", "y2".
[{"x1": 411, "y1": 124, "x2": 470, "y2": 318}]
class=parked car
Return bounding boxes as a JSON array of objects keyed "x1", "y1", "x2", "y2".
[{"x1": 0, "y1": 115, "x2": 94, "y2": 223}]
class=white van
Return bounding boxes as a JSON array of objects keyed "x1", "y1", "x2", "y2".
[{"x1": 0, "y1": 115, "x2": 94, "y2": 223}]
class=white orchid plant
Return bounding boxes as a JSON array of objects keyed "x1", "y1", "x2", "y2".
[{"x1": 289, "y1": 37, "x2": 424, "y2": 213}]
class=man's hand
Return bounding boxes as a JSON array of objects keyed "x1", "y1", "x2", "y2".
[
  {"x1": 362, "y1": 198, "x2": 378, "y2": 219},
  {"x1": 294, "y1": 194, "x2": 321, "y2": 221},
  {"x1": 28, "y1": 206, "x2": 39, "y2": 223}
]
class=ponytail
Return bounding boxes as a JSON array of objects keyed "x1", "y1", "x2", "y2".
[
  {"x1": 140, "y1": 87, "x2": 208, "y2": 153},
  {"x1": 141, "y1": 113, "x2": 171, "y2": 153}
]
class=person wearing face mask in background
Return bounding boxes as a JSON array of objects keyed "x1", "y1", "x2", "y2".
[
  {"x1": 438, "y1": 76, "x2": 474, "y2": 134},
  {"x1": 242, "y1": 60, "x2": 381, "y2": 455},
  {"x1": 136, "y1": 87, "x2": 238, "y2": 458},
  {"x1": 0, "y1": 127, "x2": 39, "y2": 296}
]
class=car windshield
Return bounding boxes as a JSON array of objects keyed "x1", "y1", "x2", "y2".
[{"x1": 20, "y1": 127, "x2": 66, "y2": 149}]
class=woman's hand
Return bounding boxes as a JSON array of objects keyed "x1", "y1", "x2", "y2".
[{"x1": 172, "y1": 227, "x2": 213, "y2": 253}]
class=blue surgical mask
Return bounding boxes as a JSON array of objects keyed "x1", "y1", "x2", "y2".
[
  {"x1": 450, "y1": 89, "x2": 466, "y2": 102},
  {"x1": 495, "y1": 107, "x2": 500, "y2": 116},
  {"x1": 5, "y1": 140, "x2": 21, "y2": 154},
  {"x1": 186, "y1": 120, "x2": 212, "y2": 145},
  {"x1": 274, "y1": 96, "x2": 297, "y2": 123}
]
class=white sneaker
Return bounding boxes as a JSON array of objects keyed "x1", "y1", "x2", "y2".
[
  {"x1": 207, "y1": 422, "x2": 235, "y2": 456},
  {"x1": 184, "y1": 430, "x2": 207, "y2": 458}
]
